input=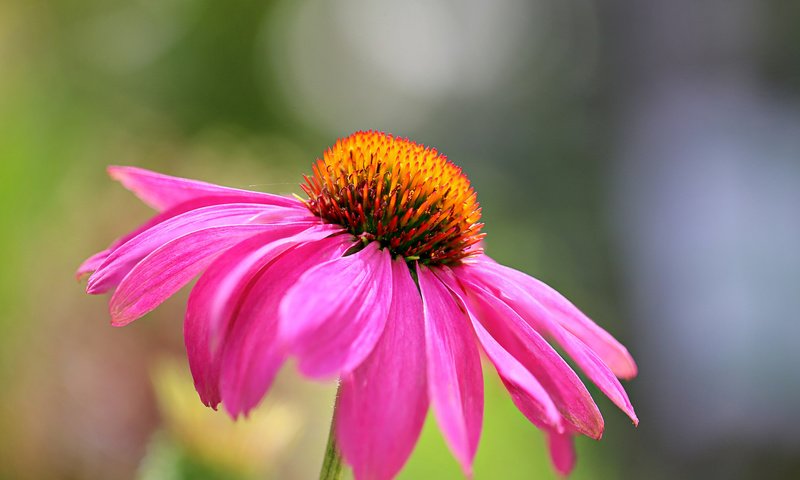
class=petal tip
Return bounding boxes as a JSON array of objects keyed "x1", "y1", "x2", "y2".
[
  {"x1": 455, "y1": 457, "x2": 475, "y2": 480},
  {"x1": 222, "y1": 399, "x2": 245, "y2": 420},
  {"x1": 106, "y1": 165, "x2": 129, "y2": 180},
  {"x1": 614, "y1": 352, "x2": 639, "y2": 380},
  {"x1": 577, "y1": 415, "x2": 604, "y2": 441},
  {"x1": 620, "y1": 363, "x2": 639, "y2": 381},
  {"x1": 555, "y1": 467, "x2": 573, "y2": 478},
  {"x1": 85, "y1": 273, "x2": 106, "y2": 294},
  {"x1": 110, "y1": 306, "x2": 136, "y2": 327}
]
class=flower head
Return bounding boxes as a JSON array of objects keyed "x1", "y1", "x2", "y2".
[
  {"x1": 302, "y1": 131, "x2": 484, "y2": 264},
  {"x1": 79, "y1": 131, "x2": 637, "y2": 479}
]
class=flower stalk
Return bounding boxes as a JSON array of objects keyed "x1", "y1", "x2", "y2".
[{"x1": 319, "y1": 384, "x2": 344, "y2": 480}]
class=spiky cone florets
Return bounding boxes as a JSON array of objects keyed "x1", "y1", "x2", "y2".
[{"x1": 301, "y1": 131, "x2": 485, "y2": 265}]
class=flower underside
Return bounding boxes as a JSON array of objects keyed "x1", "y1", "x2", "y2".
[{"x1": 302, "y1": 131, "x2": 485, "y2": 265}]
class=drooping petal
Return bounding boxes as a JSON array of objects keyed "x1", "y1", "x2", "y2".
[
  {"x1": 472, "y1": 259, "x2": 637, "y2": 379},
  {"x1": 219, "y1": 234, "x2": 355, "y2": 417},
  {"x1": 551, "y1": 328, "x2": 637, "y2": 424},
  {"x1": 108, "y1": 165, "x2": 303, "y2": 211},
  {"x1": 417, "y1": 265, "x2": 483, "y2": 477},
  {"x1": 202, "y1": 224, "x2": 344, "y2": 341},
  {"x1": 336, "y1": 258, "x2": 428, "y2": 480},
  {"x1": 185, "y1": 253, "x2": 240, "y2": 408},
  {"x1": 184, "y1": 228, "x2": 344, "y2": 409},
  {"x1": 459, "y1": 264, "x2": 638, "y2": 424},
  {"x1": 434, "y1": 268, "x2": 563, "y2": 433},
  {"x1": 455, "y1": 273, "x2": 604, "y2": 439},
  {"x1": 546, "y1": 430, "x2": 576, "y2": 477},
  {"x1": 87, "y1": 203, "x2": 305, "y2": 294},
  {"x1": 278, "y1": 242, "x2": 392, "y2": 379},
  {"x1": 110, "y1": 223, "x2": 309, "y2": 326},
  {"x1": 77, "y1": 194, "x2": 314, "y2": 280},
  {"x1": 184, "y1": 234, "x2": 282, "y2": 409}
]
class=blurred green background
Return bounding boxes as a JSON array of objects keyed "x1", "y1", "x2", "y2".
[{"x1": 1, "y1": 0, "x2": 799, "y2": 479}]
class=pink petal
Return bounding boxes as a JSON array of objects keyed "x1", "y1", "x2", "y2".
[
  {"x1": 546, "y1": 431, "x2": 576, "y2": 476},
  {"x1": 87, "y1": 203, "x2": 306, "y2": 294},
  {"x1": 473, "y1": 259, "x2": 637, "y2": 379},
  {"x1": 77, "y1": 194, "x2": 313, "y2": 280},
  {"x1": 336, "y1": 258, "x2": 428, "y2": 480},
  {"x1": 184, "y1": 228, "x2": 343, "y2": 409},
  {"x1": 417, "y1": 265, "x2": 483, "y2": 477},
  {"x1": 220, "y1": 235, "x2": 355, "y2": 416},
  {"x1": 184, "y1": 235, "x2": 280, "y2": 408},
  {"x1": 454, "y1": 272, "x2": 604, "y2": 440},
  {"x1": 278, "y1": 242, "x2": 392, "y2": 379},
  {"x1": 460, "y1": 265, "x2": 638, "y2": 425},
  {"x1": 434, "y1": 268, "x2": 563, "y2": 433},
  {"x1": 76, "y1": 249, "x2": 111, "y2": 280},
  {"x1": 185, "y1": 259, "x2": 234, "y2": 408},
  {"x1": 551, "y1": 328, "x2": 638, "y2": 425},
  {"x1": 110, "y1": 223, "x2": 309, "y2": 326},
  {"x1": 108, "y1": 165, "x2": 303, "y2": 212},
  {"x1": 203, "y1": 224, "x2": 344, "y2": 341}
]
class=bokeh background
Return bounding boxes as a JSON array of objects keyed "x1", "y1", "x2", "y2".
[{"x1": 1, "y1": 0, "x2": 799, "y2": 478}]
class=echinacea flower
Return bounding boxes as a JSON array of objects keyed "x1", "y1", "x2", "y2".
[{"x1": 79, "y1": 131, "x2": 637, "y2": 480}]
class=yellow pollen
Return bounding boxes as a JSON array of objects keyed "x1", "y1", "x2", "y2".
[{"x1": 301, "y1": 131, "x2": 485, "y2": 265}]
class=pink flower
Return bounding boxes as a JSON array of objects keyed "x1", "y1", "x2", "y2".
[{"x1": 80, "y1": 131, "x2": 637, "y2": 479}]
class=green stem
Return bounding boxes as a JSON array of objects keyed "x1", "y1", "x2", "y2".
[{"x1": 319, "y1": 383, "x2": 344, "y2": 480}]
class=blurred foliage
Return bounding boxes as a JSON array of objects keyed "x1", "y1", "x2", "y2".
[{"x1": 139, "y1": 360, "x2": 320, "y2": 480}]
